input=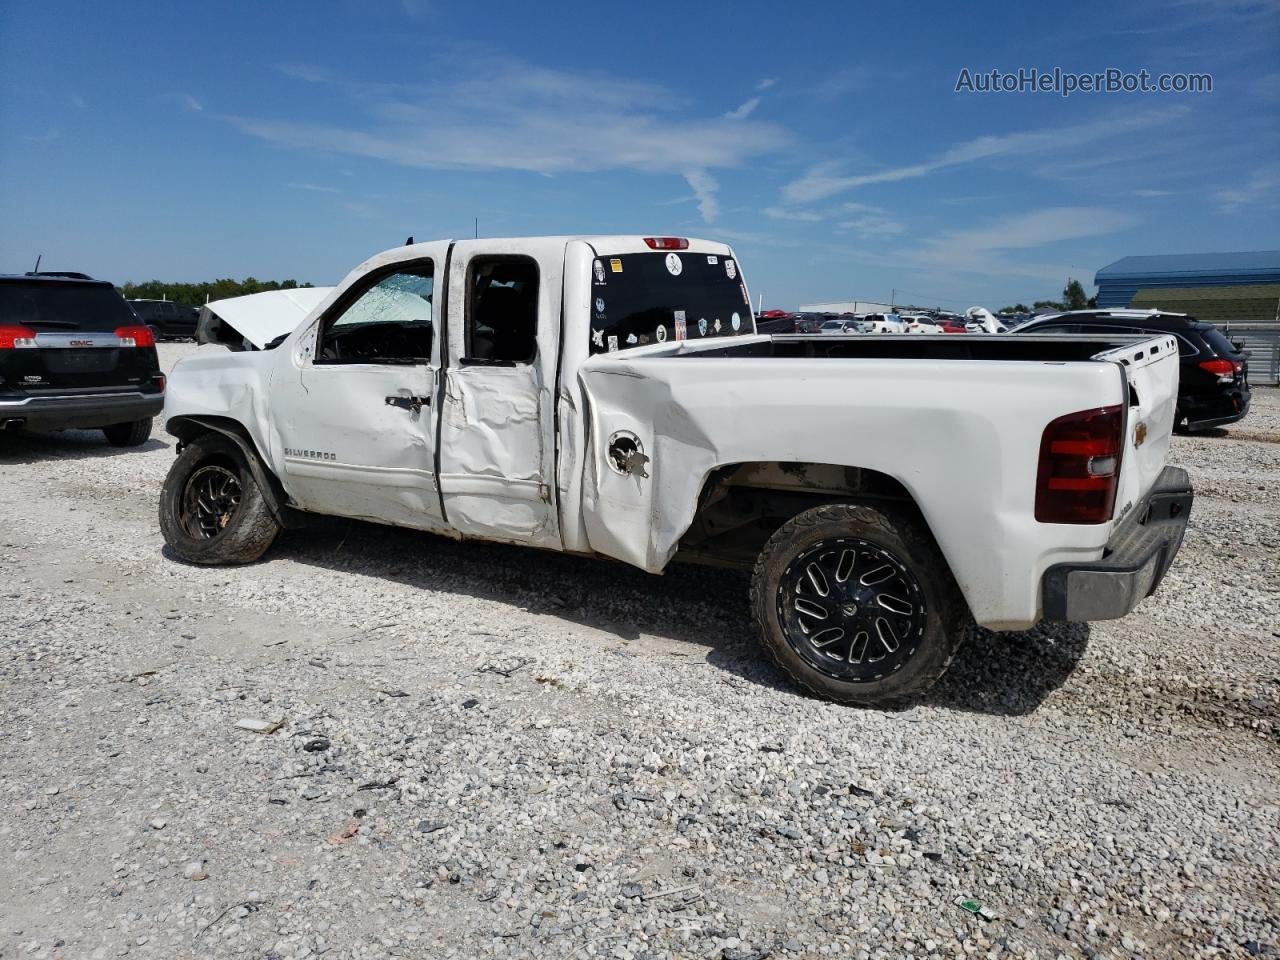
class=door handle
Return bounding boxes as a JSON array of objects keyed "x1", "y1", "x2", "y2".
[{"x1": 385, "y1": 395, "x2": 431, "y2": 413}]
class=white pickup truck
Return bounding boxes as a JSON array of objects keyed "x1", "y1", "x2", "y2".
[{"x1": 159, "y1": 236, "x2": 1193, "y2": 705}]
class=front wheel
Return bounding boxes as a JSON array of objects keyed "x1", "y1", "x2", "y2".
[
  {"x1": 750, "y1": 502, "x2": 969, "y2": 706},
  {"x1": 159, "y1": 434, "x2": 280, "y2": 565}
]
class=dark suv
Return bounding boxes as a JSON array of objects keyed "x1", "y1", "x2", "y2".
[
  {"x1": 128, "y1": 299, "x2": 198, "y2": 340},
  {"x1": 1015, "y1": 310, "x2": 1250, "y2": 431},
  {"x1": 1, "y1": 274, "x2": 165, "y2": 445}
]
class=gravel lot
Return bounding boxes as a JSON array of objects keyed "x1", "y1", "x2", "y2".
[{"x1": 2, "y1": 343, "x2": 1277, "y2": 960}]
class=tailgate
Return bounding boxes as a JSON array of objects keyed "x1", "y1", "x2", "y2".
[{"x1": 1095, "y1": 335, "x2": 1180, "y2": 522}]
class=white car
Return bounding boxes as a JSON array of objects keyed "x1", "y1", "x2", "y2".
[{"x1": 159, "y1": 235, "x2": 1192, "y2": 706}]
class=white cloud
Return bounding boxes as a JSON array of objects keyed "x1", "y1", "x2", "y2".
[
  {"x1": 723, "y1": 97, "x2": 761, "y2": 120},
  {"x1": 180, "y1": 93, "x2": 204, "y2": 112},
  {"x1": 756, "y1": 78, "x2": 777, "y2": 91},
  {"x1": 683, "y1": 169, "x2": 720, "y2": 223},
  {"x1": 763, "y1": 206, "x2": 825, "y2": 221},
  {"x1": 837, "y1": 216, "x2": 905, "y2": 238},
  {"x1": 781, "y1": 108, "x2": 1188, "y2": 203},
  {"x1": 1213, "y1": 165, "x2": 1280, "y2": 213},
  {"x1": 1133, "y1": 188, "x2": 1173, "y2": 197},
  {"x1": 286, "y1": 182, "x2": 342, "y2": 194},
  {"x1": 234, "y1": 60, "x2": 790, "y2": 224}
]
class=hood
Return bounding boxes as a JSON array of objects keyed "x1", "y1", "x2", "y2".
[{"x1": 199, "y1": 287, "x2": 334, "y2": 349}]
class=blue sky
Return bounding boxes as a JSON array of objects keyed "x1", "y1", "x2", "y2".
[{"x1": 1, "y1": 0, "x2": 1277, "y2": 309}]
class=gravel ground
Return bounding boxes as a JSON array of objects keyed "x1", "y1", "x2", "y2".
[{"x1": 2, "y1": 343, "x2": 1277, "y2": 960}]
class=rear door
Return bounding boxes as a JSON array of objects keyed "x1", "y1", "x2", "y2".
[
  {"x1": 436, "y1": 239, "x2": 564, "y2": 548},
  {"x1": 0, "y1": 280, "x2": 158, "y2": 397}
]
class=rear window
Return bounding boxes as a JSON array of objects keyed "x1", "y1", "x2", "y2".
[
  {"x1": 1199, "y1": 326, "x2": 1240, "y2": 357},
  {"x1": 588, "y1": 251, "x2": 753, "y2": 355},
  {"x1": 0, "y1": 281, "x2": 136, "y2": 331}
]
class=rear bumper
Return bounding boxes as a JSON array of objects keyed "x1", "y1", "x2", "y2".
[
  {"x1": 0, "y1": 391, "x2": 164, "y2": 431},
  {"x1": 1041, "y1": 466, "x2": 1193, "y2": 622},
  {"x1": 1183, "y1": 386, "x2": 1250, "y2": 430}
]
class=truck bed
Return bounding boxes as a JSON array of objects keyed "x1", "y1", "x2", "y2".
[{"x1": 668, "y1": 333, "x2": 1154, "y2": 363}]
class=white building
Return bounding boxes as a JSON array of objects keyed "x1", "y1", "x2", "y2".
[{"x1": 798, "y1": 299, "x2": 897, "y2": 314}]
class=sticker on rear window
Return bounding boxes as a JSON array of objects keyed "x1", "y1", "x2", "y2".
[
  {"x1": 593, "y1": 260, "x2": 606, "y2": 284},
  {"x1": 707, "y1": 255, "x2": 718, "y2": 265},
  {"x1": 610, "y1": 258, "x2": 623, "y2": 273},
  {"x1": 665, "y1": 253, "x2": 683, "y2": 276},
  {"x1": 675, "y1": 315, "x2": 687, "y2": 340},
  {"x1": 731, "y1": 312, "x2": 741, "y2": 331},
  {"x1": 656, "y1": 324, "x2": 668, "y2": 343},
  {"x1": 725, "y1": 259, "x2": 737, "y2": 279},
  {"x1": 698, "y1": 317, "x2": 708, "y2": 336},
  {"x1": 607, "y1": 335, "x2": 618, "y2": 353}
]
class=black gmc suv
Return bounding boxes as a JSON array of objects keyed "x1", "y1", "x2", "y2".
[
  {"x1": 0, "y1": 274, "x2": 165, "y2": 445},
  {"x1": 1015, "y1": 309, "x2": 1250, "y2": 431}
]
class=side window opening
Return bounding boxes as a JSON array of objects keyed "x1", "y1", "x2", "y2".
[
  {"x1": 317, "y1": 263, "x2": 434, "y2": 364},
  {"x1": 464, "y1": 256, "x2": 538, "y2": 365}
]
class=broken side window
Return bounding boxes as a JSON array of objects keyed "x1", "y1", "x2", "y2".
[{"x1": 317, "y1": 263, "x2": 434, "y2": 364}]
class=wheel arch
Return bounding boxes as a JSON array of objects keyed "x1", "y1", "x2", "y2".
[
  {"x1": 165, "y1": 415, "x2": 293, "y2": 523},
  {"x1": 676, "y1": 459, "x2": 941, "y2": 570}
]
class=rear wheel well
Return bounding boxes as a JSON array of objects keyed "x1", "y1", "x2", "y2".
[{"x1": 675, "y1": 461, "x2": 926, "y2": 569}]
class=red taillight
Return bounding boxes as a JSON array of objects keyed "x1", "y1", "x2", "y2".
[
  {"x1": 0, "y1": 324, "x2": 38, "y2": 349},
  {"x1": 643, "y1": 237, "x2": 689, "y2": 250},
  {"x1": 1198, "y1": 357, "x2": 1239, "y2": 380},
  {"x1": 114, "y1": 325, "x2": 155, "y2": 348},
  {"x1": 1036, "y1": 405, "x2": 1123, "y2": 524}
]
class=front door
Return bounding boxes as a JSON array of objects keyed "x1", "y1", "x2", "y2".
[
  {"x1": 436, "y1": 239, "x2": 562, "y2": 548},
  {"x1": 270, "y1": 245, "x2": 448, "y2": 532}
]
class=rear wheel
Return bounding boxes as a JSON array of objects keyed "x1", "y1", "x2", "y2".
[
  {"x1": 159, "y1": 434, "x2": 280, "y2": 564},
  {"x1": 102, "y1": 418, "x2": 153, "y2": 447},
  {"x1": 751, "y1": 502, "x2": 969, "y2": 706}
]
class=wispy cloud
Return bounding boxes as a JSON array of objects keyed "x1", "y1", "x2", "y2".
[
  {"x1": 1133, "y1": 188, "x2": 1173, "y2": 198},
  {"x1": 286, "y1": 182, "x2": 342, "y2": 194},
  {"x1": 756, "y1": 78, "x2": 777, "y2": 92},
  {"x1": 892, "y1": 206, "x2": 1139, "y2": 283},
  {"x1": 782, "y1": 108, "x2": 1188, "y2": 203},
  {"x1": 837, "y1": 215, "x2": 905, "y2": 238},
  {"x1": 23, "y1": 129, "x2": 61, "y2": 143},
  {"x1": 723, "y1": 97, "x2": 761, "y2": 121},
  {"x1": 764, "y1": 206, "x2": 825, "y2": 222},
  {"x1": 683, "y1": 169, "x2": 721, "y2": 223},
  {"x1": 1213, "y1": 164, "x2": 1280, "y2": 213},
  {"x1": 233, "y1": 59, "x2": 791, "y2": 223}
]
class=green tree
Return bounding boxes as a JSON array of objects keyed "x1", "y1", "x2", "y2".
[
  {"x1": 999, "y1": 303, "x2": 1031, "y2": 314},
  {"x1": 116, "y1": 278, "x2": 315, "y2": 306},
  {"x1": 1063, "y1": 278, "x2": 1089, "y2": 311},
  {"x1": 1033, "y1": 299, "x2": 1066, "y2": 310}
]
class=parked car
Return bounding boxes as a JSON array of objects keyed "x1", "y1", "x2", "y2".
[
  {"x1": 1015, "y1": 309, "x2": 1250, "y2": 431},
  {"x1": 818, "y1": 318, "x2": 856, "y2": 334},
  {"x1": 935, "y1": 314, "x2": 969, "y2": 334},
  {"x1": 858, "y1": 313, "x2": 906, "y2": 333},
  {"x1": 129, "y1": 299, "x2": 199, "y2": 340},
  {"x1": 159, "y1": 235, "x2": 1191, "y2": 707},
  {"x1": 1, "y1": 274, "x2": 165, "y2": 444}
]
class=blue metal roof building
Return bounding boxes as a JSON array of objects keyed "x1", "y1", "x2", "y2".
[{"x1": 1095, "y1": 251, "x2": 1280, "y2": 308}]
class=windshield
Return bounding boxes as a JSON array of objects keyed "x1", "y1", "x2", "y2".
[
  {"x1": 587, "y1": 250, "x2": 754, "y2": 355},
  {"x1": 0, "y1": 281, "x2": 136, "y2": 331}
]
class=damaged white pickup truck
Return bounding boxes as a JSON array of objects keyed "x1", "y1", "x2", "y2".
[{"x1": 160, "y1": 236, "x2": 1193, "y2": 705}]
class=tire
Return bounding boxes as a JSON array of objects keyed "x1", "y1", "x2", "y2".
[
  {"x1": 750, "y1": 502, "x2": 970, "y2": 706},
  {"x1": 159, "y1": 433, "x2": 281, "y2": 565},
  {"x1": 102, "y1": 418, "x2": 153, "y2": 447}
]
